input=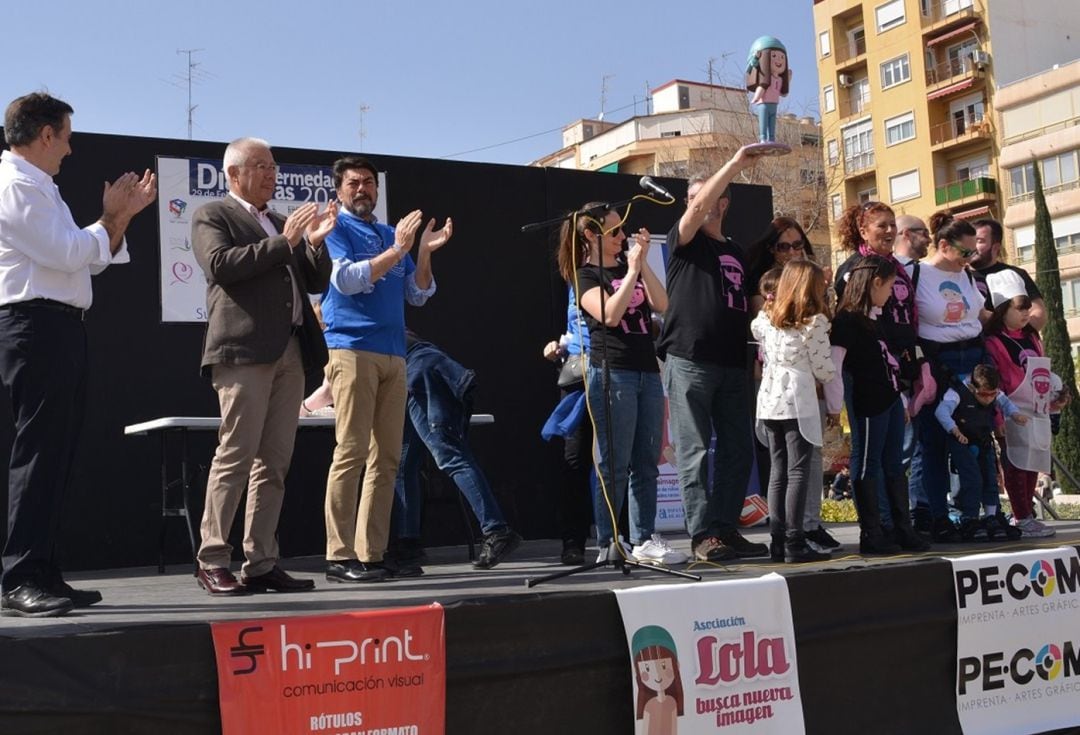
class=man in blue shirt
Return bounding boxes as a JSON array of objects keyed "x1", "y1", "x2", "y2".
[{"x1": 321, "y1": 156, "x2": 452, "y2": 583}]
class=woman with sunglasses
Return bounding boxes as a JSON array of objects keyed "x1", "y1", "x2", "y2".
[
  {"x1": 747, "y1": 217, "x2": 816, "y2": 314},
  {"x1": 556, "y1": 203, "x2": 683, "y2": 565},
  {"x1": 908, "y1": 210, "x2": 993, "y2": 542}
]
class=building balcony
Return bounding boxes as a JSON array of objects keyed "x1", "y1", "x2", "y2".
[
  {"x1": 929, "y1": 113, "x2": 991, "y2": 150},
  {"x1": 922, "y1": 0, "x2": 980, "y2": 36},
  {"x1": 836, "y1": 97, "x2": 870, "y2": 123},
  {"x1": 934, "y1": 176, "x2": 997, "y2": 207},
  {"x1": 925, "y1": 57, "x2": 979, "y2": 88},
  {"x1": 844, "y1": 151, "x2": 875, "y2": 179},
  {"x1": 834, "y1": 39, "x2": 867, "y2": 71}
]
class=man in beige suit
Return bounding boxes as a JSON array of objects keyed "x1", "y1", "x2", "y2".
[{"x1": 191, "y1": 137, "x2": 333, "y2": 595}]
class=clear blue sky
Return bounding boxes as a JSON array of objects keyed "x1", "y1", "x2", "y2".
[{"x1": 1, "y1": 0, "x2": 820, "y2": 165}]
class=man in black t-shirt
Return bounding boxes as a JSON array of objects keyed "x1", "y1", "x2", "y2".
[
  {"x1": 657, "y1": 145, "x2": 768, "y2": 563},
  {"x1": 970, "y1": 217, "x2": 1046, "y2": 331}
]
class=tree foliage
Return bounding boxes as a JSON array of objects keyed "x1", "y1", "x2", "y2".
[{"x1": 1031, "y1": 162, "x2": 1080, "y2": 491}]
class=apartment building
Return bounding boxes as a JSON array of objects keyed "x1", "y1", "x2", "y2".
[
  {"x1": 532, "y1": 79, "x2": 831, "y2": 254},
  {"x1": 997, "y1": 60, "x2": 1080, "y2": 354},
  {"x1": 812, "y1": 0, "x2": 1077, "y2": 269}
]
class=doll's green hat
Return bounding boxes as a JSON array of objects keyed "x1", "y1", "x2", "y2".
[
  {"x1": 747, "y1": 35, "x2": 787, "y2": 70},
  {"x1": 631, "y1": 625, "x2": 677, "y2": 656}
]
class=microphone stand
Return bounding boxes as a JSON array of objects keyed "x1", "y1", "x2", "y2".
[{"x1": 523, "y1": 194, "x2": 699, "y2": 587}]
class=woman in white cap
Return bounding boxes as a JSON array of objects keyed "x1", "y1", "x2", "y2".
[{"x1": 984, "y1": 269, "x2": 1071, "y2": 538}]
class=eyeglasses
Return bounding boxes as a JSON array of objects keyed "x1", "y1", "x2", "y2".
[
  {"x1": 950, "y1": 242, "x2": 976, "y2": 258},
  {"x1": 974, "y1": 389, "x2": 1000, "y2": 399},
  {"x1": 243, "y1": 162, "x2": 279, "y2": 174},
  {"x1": 775, "y1": 239, "x2": 805, "y2": 253},
  {"x1": 606, "y1": 226, "x2": 624, "y2": 236},
  {"x1": 902, "y1": 227, "x2": 929, "y2": 237}
]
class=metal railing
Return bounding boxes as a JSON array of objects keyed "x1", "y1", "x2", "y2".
[
  {"x1": 933, "y1": 176, "x2": 996, "y2": 205},
  {"x1": 835, "y1": 37, "x2": 867, "y2": 64},
  {"x1": 922, "y1": 0, "x2": 979, "y2": 26},
  {"x1": 925, "y1": 57, "x2": 974, "y2": 86},
  {"x1": 929, "y1": 112, "x2": 989, "y2": 145}
]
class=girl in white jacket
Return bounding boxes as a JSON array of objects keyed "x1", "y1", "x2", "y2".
[{"x1": 752, "y1": 261, "x2": 836, "y2": 563}]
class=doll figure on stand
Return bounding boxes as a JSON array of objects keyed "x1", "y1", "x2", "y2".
[{"x1": 745, "y1": 35, "x2": 792, "y2": 155}]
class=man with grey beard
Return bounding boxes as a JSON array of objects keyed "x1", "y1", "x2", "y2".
[
  {"x1": 320, "y1": 156, "x2": 454, "y2": 583},
  {"x1": 894, "y1": 214, "x2": 930, "y2": 266}
]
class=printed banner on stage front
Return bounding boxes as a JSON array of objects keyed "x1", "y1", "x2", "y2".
[
  {"x1": 155, "y1": 155, "x2": 387, "y2": 323},
  {"x1": 615, "y1": 574, "x2": 805, "y2": 734},
  {"x1": 951, "y1": 547, "x2": 1080, "y2": 735},
  {"x1": 211, "y1": 603, "x2": 445, "y2": 735}
]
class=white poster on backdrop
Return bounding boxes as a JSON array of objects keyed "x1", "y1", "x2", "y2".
[
  {"x1": 155, "y1": 156, "x2": 387, "y2": 322},
  {"x1": 615, "y1": 574, "x2": 806, "y2": 735},
  {"x1": 951, "y1": 547, "x2": 1080, "y2": 735}
]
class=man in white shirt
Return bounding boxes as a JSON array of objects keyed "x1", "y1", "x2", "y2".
[{"x1": 0, "y1": 92, "x2": 156, "y2": 618}]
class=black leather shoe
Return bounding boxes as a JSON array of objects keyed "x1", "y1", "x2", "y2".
[
  {"x1": 45, "y1": 580, "x2": 103, "y2": 608},
  {"x1": 325, "y1": 560, "x2": 391, "y2": 583},
  {"x1": 1, "y1": 584, "x2": 74, "y2": 618},
  {"x1": 196, "y1": 567, "x2": 249, "y2": 596},
  {"x1": 241, "y1": 565, "x2": 315, "y2": 593}
]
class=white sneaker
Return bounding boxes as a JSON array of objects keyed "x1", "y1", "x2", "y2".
[
  {"x1": 632, "y1": 534, "x2": 690, "y2": 565},
  {"x1": 1016, "y1": 517, "x2": 1056, "y2": 538},
  {"x1": 596, "y1": 537, "x2": 632, "y2": 563}
]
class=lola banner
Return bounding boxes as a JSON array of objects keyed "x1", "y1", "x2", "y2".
[
  {"x1": 951, "y1": 547, "x2": 1080, "y2": 735},
  {"x1": 614, "y1": 574, "x2": 805, "y2": 735},
  {"x1": 210, "y1": 604, "x2": 445, "y2": 735}
]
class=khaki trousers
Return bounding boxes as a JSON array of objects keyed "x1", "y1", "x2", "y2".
[
  {"x1": 197, "y1": 338, "x2": 304, "y2": 577},
  {"x1": 324, "y1": 349, "x2": 406, "y2": 562}
]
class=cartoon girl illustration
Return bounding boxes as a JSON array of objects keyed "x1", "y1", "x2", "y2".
[
  {"x1": 613, "y1": 277, "x2": 650, "y2": 334},
  {"x1": 746, "y1": 36, "x2": 791, "y2": 143},
  {"x1": 939, "y1": 280, "x2": 969, "y2": 323},
  {"x1": 890, "y1": 279, "x2": 912, "y2": 325},
  {"x1": 1032, "y1": 366, "x2": 1053, "y2": 415},
  {"x1": 632, "y1": 625, "x2": 684, "y2": 735},
  {"x1": 718, "y1": 254, "x2": 748, "y2": 311}
]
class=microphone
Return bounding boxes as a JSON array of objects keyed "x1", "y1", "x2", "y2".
[{"x1": 639, "y1": 176, "x2": 674, "y2": 200}]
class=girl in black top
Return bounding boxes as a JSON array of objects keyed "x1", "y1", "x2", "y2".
[{"x1": 825, "y1": 255, "x2": 929, "y2": 554}]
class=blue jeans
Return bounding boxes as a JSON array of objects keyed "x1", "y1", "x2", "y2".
[
  {"x1": 947, "y1": 438, "x2": 998, "y2": 519},
  {"x1": 851, "y1": 397, "x2": 906, "y2": 526},
  {"x1": 909, "y1": 343, "x2": 986, "y2": 519},
  {"x1": 664, "y1": 356, "x2": 753, "y2": 540},
  {"x1": 588, "y1": 367, "x2": 664, "y2": 546},
  {"x1": 752, "y1": 102, "x2": 778, "y2": 142},
  {"x1": 391, "y1": 395, "x2": 505, "y2": 540}
]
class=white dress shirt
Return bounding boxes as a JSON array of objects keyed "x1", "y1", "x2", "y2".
[{"x1": 0, "y1": 150, "x2": 128, "y2": 309}]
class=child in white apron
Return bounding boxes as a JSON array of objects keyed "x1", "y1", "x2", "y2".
[{"x1": 984, "y1": 271, "x2": 1071, "y2": 538}]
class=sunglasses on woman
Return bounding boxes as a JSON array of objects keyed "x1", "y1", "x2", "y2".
[
  {"x1": 950, "y1": 242, "x2": 976, "y2": 258},
  {"x1": 774, "y1": 239, "x2": 805, "y2": 253}
]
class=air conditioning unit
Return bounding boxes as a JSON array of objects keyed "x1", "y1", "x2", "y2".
[
  {"x1": 970, "y1": 50, "x2": 990, "y2": 70},
  {"x1": 838, "y1": 73, "x2": 854, "y2": 88}
]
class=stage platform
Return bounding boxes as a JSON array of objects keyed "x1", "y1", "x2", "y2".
[{"x1": 4, "y1": 523, "x2": 1080, "y2": 735}]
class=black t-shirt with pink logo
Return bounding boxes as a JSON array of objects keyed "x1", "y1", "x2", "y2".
[
  {"x1": 575, "y1": 263, "x2": 659, "y2": 373},
  {"x1": 835, "y1": 253, "x2": 918, "y2": 359},
  {"x1": 830, "y1": 310, "x2": 901, "y2": 417},
  {"x1": 656, "y1": 223, "x2": 750, "y2": 369}
]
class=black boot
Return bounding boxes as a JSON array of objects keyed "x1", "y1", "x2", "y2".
[
  {"x1": 784, "y1": 530, "x2": 830, "y2": 564},
  {"x1": 885, "y1": 476, "x2": 931, "y2": 552},
  {"x1": 770, "y1": 534, "x2": 785, "y2": 563},
  {"x1": 853, "y1": 478, "x2": 900, "y2": 555}
]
